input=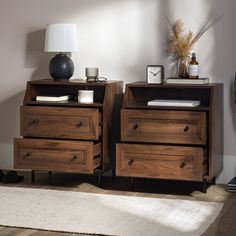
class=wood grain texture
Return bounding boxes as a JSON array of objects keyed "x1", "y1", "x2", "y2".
[
  {"x1": 116, "y1": 143, "x2": 206, "y2": 180},
  {"x1": 119, "y1": 82, "x2": 223, "y2": 185},
  {"x1": 121, "y1": 109, "x2": 206, "y2": 144},
  {"x1": 14, "y1": 138, "x2": 101, "y2": 174},
  {"x1": 21, "y1": 106, "x2": 101, "y2": 140},
  {"x1": 15, "y1": 79, "x2": 123, "y2": 176},
  {"x1": 208, "y1": 84, "x2": 224, "y2": 179}
]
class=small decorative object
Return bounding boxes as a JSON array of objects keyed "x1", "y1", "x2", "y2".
[
  {"x1": 146, "y1": 65, "x2": 164, "y2": 84},
  {"x1": 166, "y1": 77, "x2": 208, "y2": 84},
  {"x1": 85, "y1": 67, "x2": 99, "y2": 82},
  {"x1": 189, "y1": 52, "x2": 199, "y2": 79},
  {"x1": 78, "y1": 90, "x2": 94, "y2": 103},
  {"x1": 167, "y1": 15, "x2": 220, "y2": 78},
  {"x1": 44, "y1": 24, "x2": 79, "y2": 80}
]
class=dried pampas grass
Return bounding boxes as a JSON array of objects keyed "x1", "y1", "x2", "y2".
[{"x1": 167, "y1": 14, "x2": 221, "y2": 59}]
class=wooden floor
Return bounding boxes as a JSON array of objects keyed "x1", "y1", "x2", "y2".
[{"x1": 0, "y1": 171, "x2": 235, "y2": 236}]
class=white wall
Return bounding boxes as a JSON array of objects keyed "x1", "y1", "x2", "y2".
[{"x1": 0, "y1": 0, "x2": 235, "y2": 184}]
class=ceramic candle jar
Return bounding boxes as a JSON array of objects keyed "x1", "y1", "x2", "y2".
[{"x1": 78, "y1": 90, "x2": 94, "y2": 103}]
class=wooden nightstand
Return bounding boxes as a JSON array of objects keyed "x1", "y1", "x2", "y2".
[
  {"x1": 116, "y1": 82, "x2": 223, "y2": 192},
  {"x1": 14, "y1": 79, "x2": 123, "y2": 184}
]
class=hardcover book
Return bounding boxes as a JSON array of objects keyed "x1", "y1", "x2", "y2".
[
  {"x1": 166, "y1": 78, "x2": 209, "y2": 84},
  {"x1": 36, "y1": 95, "x2": 70, "y2": 102},
  {"x1": 147, "y1": 99, "x2": 200, "y2": 107},
  {"x1": 227, "y1": 187, "x2": 236, "y2": 193},
  {"x1": 227, "y1": 177, "x2": 236, "y2": 187}
]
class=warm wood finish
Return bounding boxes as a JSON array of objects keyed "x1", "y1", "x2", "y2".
[
  {"x1": 14, "y1": 79, "x2": 123, "y2": 176},
  {"x1": 116, "y1": 144, "x2": 207, "y2": 180},
  {"x1": 121, "y1": 109, "x2": 206, "y2": 144},
  {"x1": 117, "y1": 82, "x2": 223, "y2": 191},
  {"x1": 21, "y1": 106, "x2": 101, "y2": 140},
  {"x1": 14, "y1": 138, "x2": 101, "y2": 173}
]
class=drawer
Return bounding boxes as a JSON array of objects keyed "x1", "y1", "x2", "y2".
[
  {"x1": 116, "y1": 144, "x2": 207, "y2": 181},
  {"x1": 21, "y1": 106, "x2": 101, "y2": 140},
  {"x1": 14, "y1": 138, "x2": 101, "y2": 174},
  {"x1": 121, "y1": 109, "x2": 206, "y2": 145}
]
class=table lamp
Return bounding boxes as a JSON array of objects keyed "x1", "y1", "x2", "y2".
[{"x1": 44, "y1": 23, "x2": 78, "y2": 80}]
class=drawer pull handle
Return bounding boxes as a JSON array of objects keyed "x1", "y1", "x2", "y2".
[
  {"x1": 180, "y1": 161, "x2": 186, "y2": 169},
  {"x1": 25, "y1": 152, "x2": 31, "y2": 157},
  {"x1": 23, "y1": 152, "x2": 31, "y2": 159},
  {"x1": 71, "y1": 155, "x2": 78, "y2": 161},
  {"x1": 29, "y1": 119, "x2": 39, "y2": 126},
  {"x1": 128, "y1": 159, "x2": 134, "y2": 166},
  {"x1": 184, "y1": 126, "x2": 189, "y2": 132},
  {"x1": 133, "y1": 124, "x2": 139, "y2": 130},
  {"x1": 76, "y1": 122, "x2": 83, "y2": 128}
]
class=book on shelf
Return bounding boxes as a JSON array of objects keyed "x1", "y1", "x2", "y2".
[
  {"x1": 36, "y1": 95, "x2": 70, "y2": 102},
  {"x1": 147, "y1": 99, "x2": 200, "y2": 107},
  {"x1": 166, "y1": 77, "x2": 209, "y2": 84},
  {"x1": 227, "y1": 177, "x2": 236, "y2": 187},
  {"x1": 227, "y1": 187, "x2": 236, "y2": 193}
]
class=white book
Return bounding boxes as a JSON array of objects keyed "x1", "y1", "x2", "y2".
[
  {"x1": 36, "y1": 95, "x2": 70, "y2": 102},
  {"x1": 147, "y1": 99, "x2": 200, "y2": 107},
  {"x1": 166, "y1": 78, "x2": 209, "y2": 84}
]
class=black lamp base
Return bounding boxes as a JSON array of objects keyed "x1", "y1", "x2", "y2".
[{"x1": 49, "y1": 53, "x2": 74, "y2": 80}]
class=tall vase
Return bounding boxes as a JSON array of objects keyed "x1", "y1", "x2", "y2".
[{"x1": 177, "y1": 56, "x2": 190, "y2": 78}]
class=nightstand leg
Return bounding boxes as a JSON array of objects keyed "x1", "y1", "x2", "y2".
[
  {"x1": 48, "y1": 171, "x2": 52, "y2": 183},
  {"x1": 212, "y1": 177, "x2": 216, "y2": 185},
  {"x1": 112, "y1": 168, "x2": 116, "y2": 181},
  {"x1": 202, "y1": 179, "x2": 207, "y2": 193},
  {"x1": 31, "y1": 170, "x2": 35, "y2": 183},
  {"x1": 97, "y1": 172, "x2": 102, "y2": 186},
  {"x1": 130, "y1": 177, "x2": 134, "y2": 188}
]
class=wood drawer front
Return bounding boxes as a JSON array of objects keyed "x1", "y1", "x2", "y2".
[
  {"x1": 121, "y1": 109, "x2": 206, "y2": 145},
  {"x1": 116, "y1": 144, "x2": 206, "y2": 181},
  {"x1": 14, "y1": 138, "x2": 101, "y2": 174},
  {"x1": 21, "y1": 106, "x2": 101, "y2": 140}
]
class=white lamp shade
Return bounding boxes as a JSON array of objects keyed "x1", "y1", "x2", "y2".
[{"x1": 44, "y1": 24, "x2": 78, "y2": 52}]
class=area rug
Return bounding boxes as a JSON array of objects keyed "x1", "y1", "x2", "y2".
[{"x1": 0, "y1": 186, "x2": 223, "y2": 236}]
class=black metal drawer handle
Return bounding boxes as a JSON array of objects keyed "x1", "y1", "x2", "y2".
[
  {"x1": 180, "y1": 161, "x2": 186, "y2": 169},
  {"x1": 184, "y1": 126, "x2": 189, "y2": 132},
  {"x1": 29, "y1": 119, "x2": 39, "y2": 126},
  {"x1": 132, "y1": 124, "x2": 139, "y2": 130},
  {"x1": 128, "y1": 159, "x2": 135, "y2": 166},
  {"x1": 23, "y1": 152, "x2": 31, "y2": 159},
  {"x1": 76, "y1": 122, "x2": 83, "y2": 128},
  {"x1": 70, "y1": 155, "x2": 78, "y2": 161}
]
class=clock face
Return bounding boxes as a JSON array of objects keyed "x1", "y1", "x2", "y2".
[{"x1": 147, "y1": 65, "x2": 164, "y2": 84}]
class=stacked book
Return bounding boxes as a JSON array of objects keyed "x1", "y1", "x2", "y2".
[
  {"x1": 166, "y1": 78, "x2": 209, "y2": 84},
  {"x1": 227, "y1": 177, "x2": 236, "y2": 192},
  {"x1": 36, "y1": 95, "x2": 70, "y2": 102},
  {"x1": 147, "y1": 99, "x2": 200, "y2": 107}
]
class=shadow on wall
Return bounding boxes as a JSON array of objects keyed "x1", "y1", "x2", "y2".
[
  {"x1": 25, "y1": 29, "x2": 51, "y2": 81},
  {"x1": 0, "y1": 91, "x2": 25, "y2": 144},
  {"x1": 209, "y1": 0, "x2": 236, "y2": 159}
]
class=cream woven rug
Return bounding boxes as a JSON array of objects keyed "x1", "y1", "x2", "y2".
[{"x1": 0, "y1": 186, "x2": 223, "y2": 236}]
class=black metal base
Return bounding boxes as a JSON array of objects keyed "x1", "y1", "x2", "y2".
[
  {"x1": 97, "y1": 171, "x2": 102, "y2": 186},
  {"x1": 202, "y1": 179, "x2": 207, "y2": 193},
  {"x1": 112, "y1": 168, "x2": 116, "y2": 181},
  {"x1": 31, "y1": 170, "x2": 35, "y2": 183},
  {"x1": 130, "y1": 177, "x2": 134, "y2": 188}
]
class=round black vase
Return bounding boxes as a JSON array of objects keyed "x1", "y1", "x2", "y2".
[{"x1": 49, "y1": 53, "x2": 74, "y2": 80}]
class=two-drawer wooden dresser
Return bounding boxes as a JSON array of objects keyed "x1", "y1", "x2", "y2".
[
  {"x1": 14, "y1": 79, "x2": 123, "y2": 184},
  {"x1": 116, "y1": 82, "x2": 223, "y2": 192}
]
